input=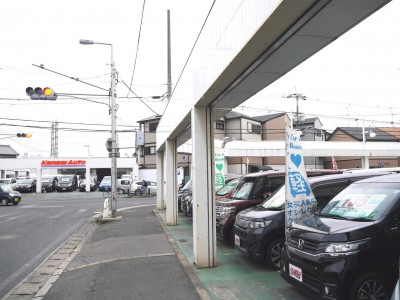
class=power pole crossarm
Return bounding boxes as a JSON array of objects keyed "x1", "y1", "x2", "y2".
[{"x1": 285, "y1": 93, "x2": 307, "y2": 127}]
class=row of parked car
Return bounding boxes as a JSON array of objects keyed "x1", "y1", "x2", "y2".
[{"x1": 179, "y1": 168, "x2": 400, "y2": 300}]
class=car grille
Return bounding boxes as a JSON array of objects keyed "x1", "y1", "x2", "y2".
[
  {"x1": 234, "y1": 225, "x2": 248, "y2": 249},
  {"x1": 216, "y1": 205, "x2": 222, "y2": 219},
  {"x1": 287, "y1": 237, "x2": 328, "y2": 255}
]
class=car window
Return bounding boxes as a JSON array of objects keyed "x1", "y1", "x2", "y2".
[
  {"x1": 265, "y1": 176, "x2": 285, "y2": 194},
  {"x1": 0, "y1": 184, "x2": 13, "y2": 192},
  {"x1": 312, "y1": 182, "x2": 350, "y2": 209}
]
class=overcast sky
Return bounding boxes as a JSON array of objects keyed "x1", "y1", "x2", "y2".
[{"x1": 1, "y1": 0, "x2": 399, "y2": 158}]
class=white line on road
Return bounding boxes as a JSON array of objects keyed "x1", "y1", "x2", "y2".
[{"x1": 0, "y1": 212, "x2": 21, "y2": 219}]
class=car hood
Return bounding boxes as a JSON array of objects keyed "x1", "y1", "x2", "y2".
[
  {"x1": 293, "y1": 215, "x2": 375, "y2": 234},
  {"x1": 237, "y1": 206, "x2": 282, "y2": 220}
]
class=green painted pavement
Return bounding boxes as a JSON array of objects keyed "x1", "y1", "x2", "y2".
[{"x1": 159, "y1": 211, "x2": 310, "y2": 300}]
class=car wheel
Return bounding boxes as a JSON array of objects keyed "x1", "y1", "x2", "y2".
[
  {"x1": 1, "y1": 198, "x2": 8, "y2": 206},
  {"x1": 351, "y1": 273, "x2": 391, "y2": 300},
  {"x1": 265, "y1": 237, "x2": 284, "y2": 270}
]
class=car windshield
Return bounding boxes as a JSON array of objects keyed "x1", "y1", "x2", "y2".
[
  {"x1": 182, "y1": 180, "x2": 191, "y2": 191},
  {"x1": 21, "y1": 179, "x2": 34, "y2": 184},
  {"x1": 42, "y1": 178, "x2": 52, "y2": 183},
  {"x1": 231, "y1": 177, "x2": 259, "y2": 200},
  {"x1": 0, "y1": 179, "x2": 10, "y2": 184},
  {"x1": 102, "y1": 178, "x2": 111, "y2": 184},
  {"x1": 216, "y1": 179, "x2": 239, "y2": 196},
  {"x1": 59, "y1": 177, "x2": 72, "y2": 182},
  {"x1": 0, "y1": 184, "x2": 13, "y2": 192},
  {"x1": 320, "y1": 182, "x2": 400, "y2": 221},
  {"x1": 260, "y1": 185, "x2": 285, "y2": 209}
]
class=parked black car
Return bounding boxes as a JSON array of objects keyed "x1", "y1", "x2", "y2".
[
  {"x1": 79, "y1": 176, "x2": 98, "y2": 192},
  {"x1": 0, "y1": 183, "x2": 21, "y2": 205},
  {"x1": 280, "y1": 174, "x2": 400, "y2": 300},
  {"x1": 234, "y1": 171, "x2": 391, "y2": 269},
  {"x1": 57, "y1": 175, "x2": 78, "y2": 192},
  {"x1": 16, "y1": 178, "x2": 37, "y2": 193},
  {"x1": 41, "y1": 175, "x2": 58, "y2": 192}
]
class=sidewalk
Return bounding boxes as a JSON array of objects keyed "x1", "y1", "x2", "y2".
[{"x1": 4, "y1": 204, "x2": 308, "y2": 300}]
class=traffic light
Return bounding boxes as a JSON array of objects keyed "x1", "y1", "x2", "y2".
[
  {"x1": 26, "y1": 87, "x2": 57, "y2": 100},
  {"x1": 17, "y1": 133, "x2": 32, "y2": 138}
]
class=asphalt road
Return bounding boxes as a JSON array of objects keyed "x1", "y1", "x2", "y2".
[{"x1": 0, "y1": 189, "x2": 155, "y2": 298}]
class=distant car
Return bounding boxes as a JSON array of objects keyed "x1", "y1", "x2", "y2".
[
  {"x1": 118, "y1": 179, "x2": 132, "y2": 194},
  {"x1": 57, "y1": 175, "x2": 78, "y2": 192},
  {"x1": 79, "y1": 176, "x2": 98, "y2": 192},
  {"x1": 98, "y1": 176, "x2": 112, "y2": 191},
  {"x1": 129, "y1": 180, "x2": 157, "y2": 195},
  {"x1": 41, "y1": 175, "x2": 58, "y2": 192},
  {"x1": 16, "y1": 178, "x2": 37, "y2": 193},
  {"x1": 0, "y1": 178, "x2": 18, "y2": 191},
  {"x1": 0, "y1": 183, "x2": 21, "y2": 206}
]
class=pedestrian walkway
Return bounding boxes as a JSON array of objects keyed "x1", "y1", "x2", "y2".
[{"x1": 3, "y1": 204, "x2": 309, "y2": 300}]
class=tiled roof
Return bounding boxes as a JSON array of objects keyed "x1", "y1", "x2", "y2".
[{"x1": 327, "y1": 127, "x2": 400, "y2": 142}]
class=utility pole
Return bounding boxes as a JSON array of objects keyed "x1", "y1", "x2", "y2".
[
  {"x1": 285, "y1": 93, "x2": 307, "y2": 127},
  {"x1": 166, "y1": 10, "x2": 172, "y2": 104}
]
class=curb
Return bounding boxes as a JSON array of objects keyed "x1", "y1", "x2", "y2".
[{"x1": 1, "y1": 218, "x2": 98, "y2": 300}]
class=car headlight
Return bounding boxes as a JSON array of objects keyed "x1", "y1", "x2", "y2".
[
  {"x1": 9, "y1": 192, "x2": 15, "y2": 197},
  {"x1": 219, "y1": 206, "x2": 236, "y2": 218},
  {"x1": 324, "y1": 240, "x2": 368, "y2": 255},
  {"x1": 249, "y1": 220, "x2": 272, "y2": 229}
]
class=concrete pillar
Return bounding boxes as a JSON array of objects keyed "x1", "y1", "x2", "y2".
[
  {"x1": 192, "y1": 106, "x2": 217, "y2": 268},
  {"x1": 36, "y1": 168, "x2": 42, "y2": 193},
  {"x1": 85, "y1": 167, "x2": 91, "y2": 192},
  {"x1": 1, "y1": 170, "x2": 5, "y2": 178},
  {"x1": 166, "y1": 139, "x2": 177, "y2": 225},
  {"x1": 361, "y1": 156, "x2": 370, "y2": 169},
  {"x1": 156, "y1": 150, "x2": 165, "y2": 210}
]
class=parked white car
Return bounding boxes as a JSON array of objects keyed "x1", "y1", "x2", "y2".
[
  {"x1": 129, "y1": 180, "x2": 157, "y2": 195},
  {"x1": 0, "y1": 178, "x2": 18, "y2": 191}
]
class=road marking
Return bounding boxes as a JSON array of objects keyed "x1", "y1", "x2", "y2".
[
  {"x1": 78, "y1": 209, "x2": 87, "y2": 212},
  {"x1": 0, "y1": 235, "x2": 19, "y2": 240},
  {"x1": 24, "y1": 205, "x2": 64, "y2": 208},
  {"x1": 0, "y1": 212, "x2": 21, "y2": 219},
  {"x1": 67, "y1": 253, "x2": 176, "y2": 271}
]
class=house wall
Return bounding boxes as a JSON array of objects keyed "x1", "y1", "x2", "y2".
[{"x1": 263, "y1": 115, "x2": 289, "y2": 141}]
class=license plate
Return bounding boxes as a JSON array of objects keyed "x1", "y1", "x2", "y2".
[
  {"x1": 289, "y1": 263, "x2": 302, "y2": 282},
  {"x1": 62, "y1": 188, "x2": 66, "y2": 190},
  {"x1": 234, "y1": 234, "x2": 240, "y2": 246},
  {"x1": 14, "y1": 198, "x2": 19, "y2": 202}
]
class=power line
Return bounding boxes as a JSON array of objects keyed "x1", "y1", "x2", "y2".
[{"x1": 126, "y1": 0, "x2": 146, "y2": 97}]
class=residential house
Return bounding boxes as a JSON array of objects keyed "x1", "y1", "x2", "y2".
[{"x1": 325, "y1": 127, "x2": 400, "y2": 169}]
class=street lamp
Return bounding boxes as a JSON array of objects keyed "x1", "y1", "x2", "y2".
[{"x1": 80, "y1": 39, "x2": 118, "y2": 217}]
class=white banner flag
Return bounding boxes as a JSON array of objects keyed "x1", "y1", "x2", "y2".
[{"x1": 285, "y1": 126, "x2": 317, "y2": 227}]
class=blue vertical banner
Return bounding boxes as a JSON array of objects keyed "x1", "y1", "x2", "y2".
[{"x1": 285, "y1": 125, "x2": 317, "y2": 227}]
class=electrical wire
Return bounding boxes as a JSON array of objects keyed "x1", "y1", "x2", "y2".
[{"x1": 126, "y1": 0, "x2": 146, "y2": 97}]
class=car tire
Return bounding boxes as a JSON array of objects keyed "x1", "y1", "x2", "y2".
[
  {"x1": 351, "y1": 273, "x2": 391, "y2": 300},
  {"x1": 265, "y1": 237, "x2": 284, "y2": 270},
  {"x1": 1, "y1": 198, "x2": 8, "y2": 206}
]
